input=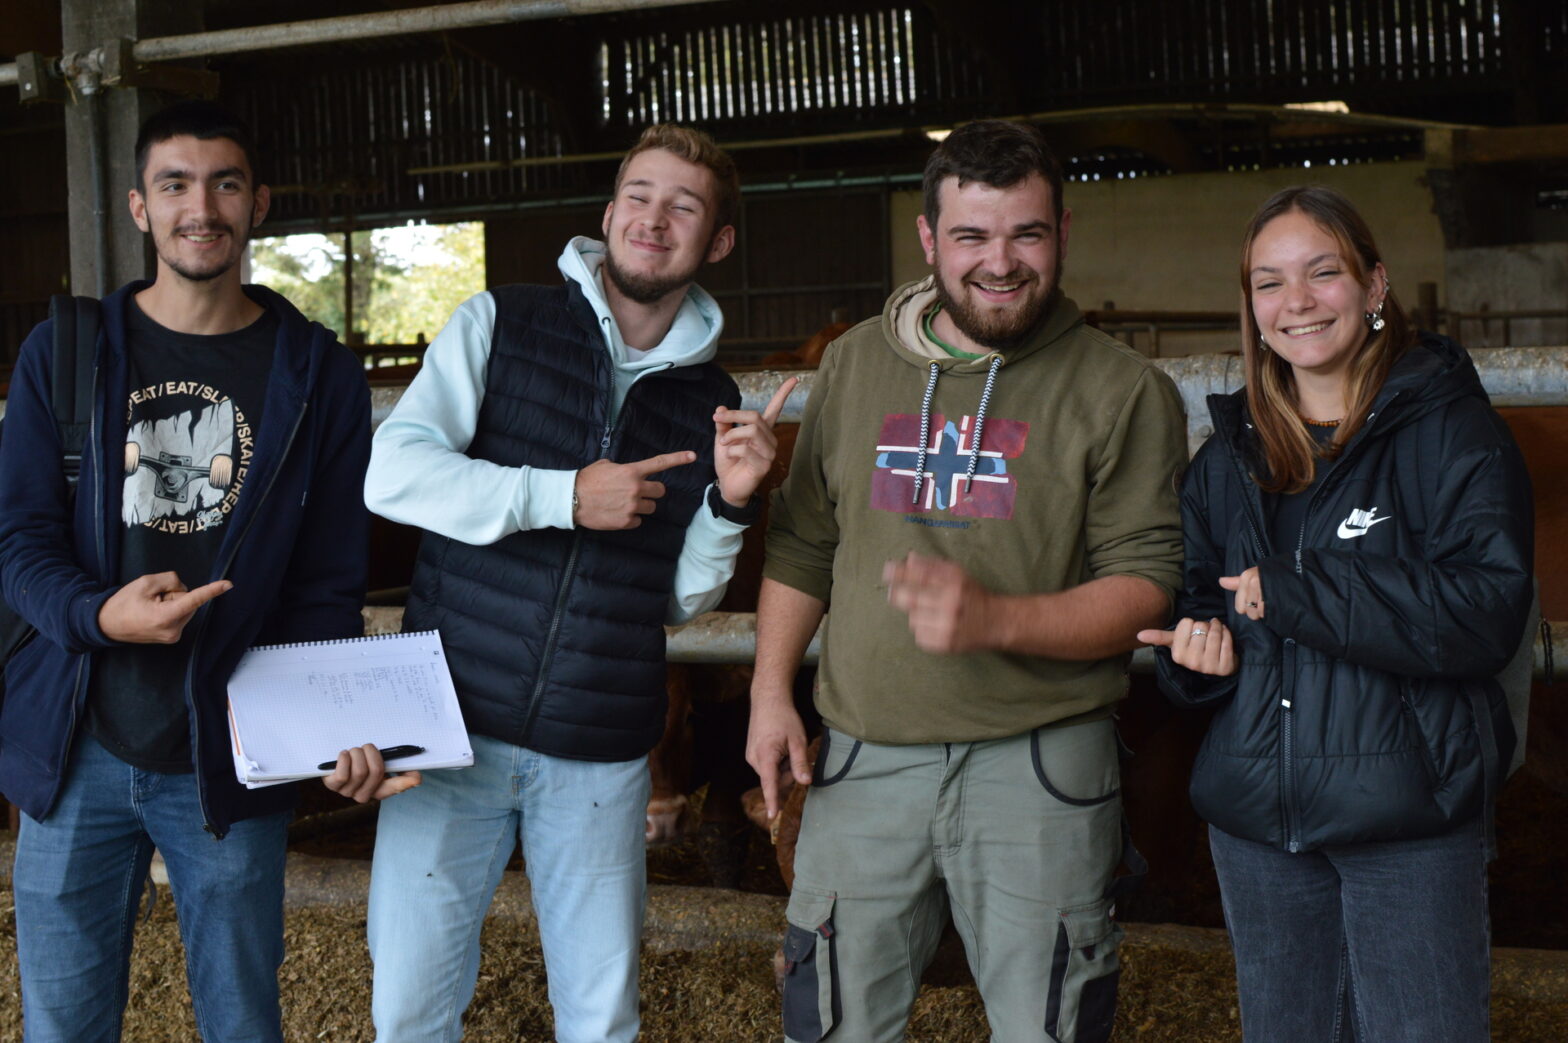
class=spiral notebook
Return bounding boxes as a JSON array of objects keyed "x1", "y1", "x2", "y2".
[{"x1": 226, "y1": 630, "x2": 473, "y2": 789}]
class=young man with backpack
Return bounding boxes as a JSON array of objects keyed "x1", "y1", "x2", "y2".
[{"x1": 0, "y1": 100, "x2": 407, "y2": 1040}]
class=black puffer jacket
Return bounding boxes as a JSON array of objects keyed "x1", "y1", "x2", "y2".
[{"x1": 1156, "y1": 334, "x2": 1533, "y2": 852}]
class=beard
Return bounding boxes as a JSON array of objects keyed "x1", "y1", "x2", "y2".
[
  {"x1": 155, "y1": 218, "x2": 249, "y2": 283},
  {"x1": 932, "y1": 251, "x2": 1062, "y2": 351},
  {"x1": 603, "y1": 243, "x2": 704, "y2": 305}
]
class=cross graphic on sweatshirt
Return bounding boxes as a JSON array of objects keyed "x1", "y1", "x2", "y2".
[{"x1": 871, "y1": 413, "x2": 1029, "y2": 520}]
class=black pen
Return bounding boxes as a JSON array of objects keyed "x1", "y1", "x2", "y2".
[{"x1": 317, "y1": 744, "x2": 426, "y2": 771}]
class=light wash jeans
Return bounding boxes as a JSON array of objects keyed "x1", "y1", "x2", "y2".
[
  {"x1": 367, "y1": 732, "x2": 651, "y2": 1042},
  {"x1": 1209, "y1": 817, "x2": 1490, "y2": 1043},
  {"x1": 12, "y1": 734, "x2": 289, "y2": 1043}
]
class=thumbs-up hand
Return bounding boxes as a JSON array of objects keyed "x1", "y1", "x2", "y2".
[{"x1": 573, "y1": 451, "x2": 697, "y2": 530}]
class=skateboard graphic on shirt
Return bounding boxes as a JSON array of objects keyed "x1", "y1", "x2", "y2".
[
  {"x1": 124, "y1": 444, "x2": 234, "y2": 501},
  {"x1": 120, "y1": 391, "x2": 253, "y2": 533}
]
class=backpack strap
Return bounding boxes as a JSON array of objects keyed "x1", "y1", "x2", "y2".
[{"x1": 47, "y1": 294, "x2": 101, "y2": 489}]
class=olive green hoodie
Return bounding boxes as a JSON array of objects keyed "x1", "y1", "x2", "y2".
[{"x1": 764, "y1": 278, "x2": 1187, "y2": 743}]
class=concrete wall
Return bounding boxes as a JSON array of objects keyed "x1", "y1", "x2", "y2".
[
  {"x1": 890, "y1": 160, "x2": 1447, "y2": 356},
  {"x1": 1445, "y1": 243, "x2": 1568, "y2": 348}
]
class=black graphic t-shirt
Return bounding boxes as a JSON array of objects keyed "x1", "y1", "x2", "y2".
[{"x1": 85, "y1": 299, "x2": 277, "y2": 773}]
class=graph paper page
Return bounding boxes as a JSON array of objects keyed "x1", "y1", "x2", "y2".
[{"x1": 226, "y1": 630, "x2": 472, "y2": 786}]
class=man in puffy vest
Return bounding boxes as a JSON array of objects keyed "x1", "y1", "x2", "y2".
[
  {"x1": 364, "y1": 123, "x2": 792, "y2": 1041},
  {"x1": 748, "y1": 119, "x2": 1188, "y2": 1043},
  {"x1": 0, "y1": 100, "x2": 403, "y2": 1042}
]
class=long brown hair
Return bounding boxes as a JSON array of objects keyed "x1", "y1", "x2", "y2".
[{"x1": 1239, "y1": 185, "x2": 1414, "y2": 494}]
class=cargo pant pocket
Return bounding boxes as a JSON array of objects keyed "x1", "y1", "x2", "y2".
[
  {"x1": 1030, "y1": 723, "x2": 1119, "y2": 807},
  {"x1": 811, "y1": 727, "x2": 862, "y2": 788},
  {"x1": 1044, "y1": 897, "x2": 1123, "y2": 1043},
  {"x1": 781, "y1": 887, "x2": 838, "y2": 1042}
]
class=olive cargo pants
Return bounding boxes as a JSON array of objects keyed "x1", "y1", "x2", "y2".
[{"x1": 781, "y1": 718, "x2": 1133, "y2": 1043}]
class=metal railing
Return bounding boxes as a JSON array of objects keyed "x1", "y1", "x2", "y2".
[
  {"x1": 2, "y1": 0, "x2": 724, "y2": 92},
  {"x1": 1082, "y1": 309, "x2": 1237, "y2": 358},
  {"x1": 12, "y1": 347, "x2": 1568, "y2": 674},
  {"x1": 363, "y1": 606, "x2": 1566, "y2": 681},
  {"x1": 1445, "y1": 309, "x2": 1568, "y2": 350}
]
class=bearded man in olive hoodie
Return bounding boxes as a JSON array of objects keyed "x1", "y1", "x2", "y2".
[{"x1": 747, "y1": 120, "x2": 1188, "y2": 1043}]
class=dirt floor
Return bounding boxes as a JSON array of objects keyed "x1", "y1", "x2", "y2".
[{"x1": 3, "y1": 829, "x2": 1568, "y2": 1041}]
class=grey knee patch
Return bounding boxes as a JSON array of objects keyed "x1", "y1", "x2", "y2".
[
  {"x1": 1044, "y1": 898, "x2": 1123, "y2": 1043},
  {"x1": 781, "y1": 887, "x2": 839, "y2": 1042}
]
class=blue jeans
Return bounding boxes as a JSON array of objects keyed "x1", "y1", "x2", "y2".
[
  {"x1": 12, "y1": 734, "x2": 289, "y2": 1043},
  {"x1": 367, "y1": 733, "x2": 650, "y2": 1043},
  {"x1": 1209, "y1": 819, "x2": 1490, "y2": 1043}
]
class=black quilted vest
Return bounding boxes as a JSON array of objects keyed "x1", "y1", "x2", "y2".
[{"x1": 403, "y1": 282, "x2": 737, "y2": 761}]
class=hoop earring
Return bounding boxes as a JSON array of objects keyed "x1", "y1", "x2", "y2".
[{"x1": 1365, "y1": 300, "x2": 1386, "y2": 333}]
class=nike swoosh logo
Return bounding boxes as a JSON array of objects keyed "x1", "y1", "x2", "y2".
[{"x1": 1337, "y1": 515, "x2": 1392, "y2": 539}]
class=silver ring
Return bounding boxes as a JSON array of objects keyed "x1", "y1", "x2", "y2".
[
  {"x1": 1191, "y1": 627, "x2": 1207, "y2": 638},
  {"x1": 1248, "y1": 601, "x2": 1259, "y2": 608}
]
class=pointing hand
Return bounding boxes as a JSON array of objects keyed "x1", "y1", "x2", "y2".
[
  {"x1": 1138, "y1": 618, "x2": 1236, "y2": 676},
  {"x1": 712, "y1": 376, "x2": 798, "y2": 509},
  {"x1": 98, "y1": 572, "x2": 232, "y2": 644},
  {"x1": 573, "y1": 451, "x2": 697, "y2": 530}
]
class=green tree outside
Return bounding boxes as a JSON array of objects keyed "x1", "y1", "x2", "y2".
[{"x1": 250, "y1": 222, "x2": 485, "y2": 348}]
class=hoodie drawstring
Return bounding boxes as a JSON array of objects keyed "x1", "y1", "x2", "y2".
[
  {"x1": 911, "y1": 362, "x2": 940, "y2": 506},
  {"x1": 964, "y1": 355, "x2": 1003, "y2": 492},
  {"x1": 911, "y1": 355, "x2": 1004, "y2": 506}
]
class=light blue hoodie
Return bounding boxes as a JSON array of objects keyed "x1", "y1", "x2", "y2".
[
  {"x1": 365, "y1": 237, "x2": 746, "y2": 623},
  {"x1": 560, "y1": 236, "x2": 728, "y2": 417}
]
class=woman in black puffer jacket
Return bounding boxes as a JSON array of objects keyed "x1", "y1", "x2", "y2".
[{"x1": 1139, "y1": 185, "x2": 1532, "y2": 1043}]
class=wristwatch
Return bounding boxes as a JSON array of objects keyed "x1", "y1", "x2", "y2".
[{"x1": 707, "y1": 484, "x2": 761, "y2": 525}]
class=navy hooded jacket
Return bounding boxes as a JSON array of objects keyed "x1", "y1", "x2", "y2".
[
  {"x1": 1155, "y1": 334, "x2": 1533, "y2": 852},
  {"x1": 0, "y1": 281, "x2": 370, "y2": 836}
]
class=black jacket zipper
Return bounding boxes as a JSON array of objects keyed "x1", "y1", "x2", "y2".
[
  {"x1": 1275, "y1": 403, "x2": 1391, "y2": 850},
  {"x1": 1280, "y1": 637, "x2": 1301, "y2": 851},
  {"x1": 188, "y1": 402, "x2": 310, "y2": 839},
  {"x1": 1216, "y1": 420, "x2": 1306, "y2": 848}
]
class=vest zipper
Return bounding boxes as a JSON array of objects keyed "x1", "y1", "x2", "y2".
[
  {"x1": 186, "y1": 401, "x2": 310, "y2": 840},
  {"x1": 520, "y1": 412, "x2": 614, "y2": 745}
]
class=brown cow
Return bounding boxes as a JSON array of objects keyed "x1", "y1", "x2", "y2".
[
  {"x1": 1497, "y1": 407, "x2": 1568, "y2": 797},
  {"x1": 755, "y1": 321, "x2": 850, "y2": 371},
  {"x1": 643, "y1": 395, "x2": 809, "y2": 883}
]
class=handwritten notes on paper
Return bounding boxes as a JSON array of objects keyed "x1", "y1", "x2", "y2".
[{"x1": 227, "y1": 630, "x2": 473, "y2": 788}]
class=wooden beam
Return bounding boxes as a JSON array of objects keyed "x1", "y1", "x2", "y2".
[{"x1": 1452, "y1": 125, "x2": 1568, "y2": 166}]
